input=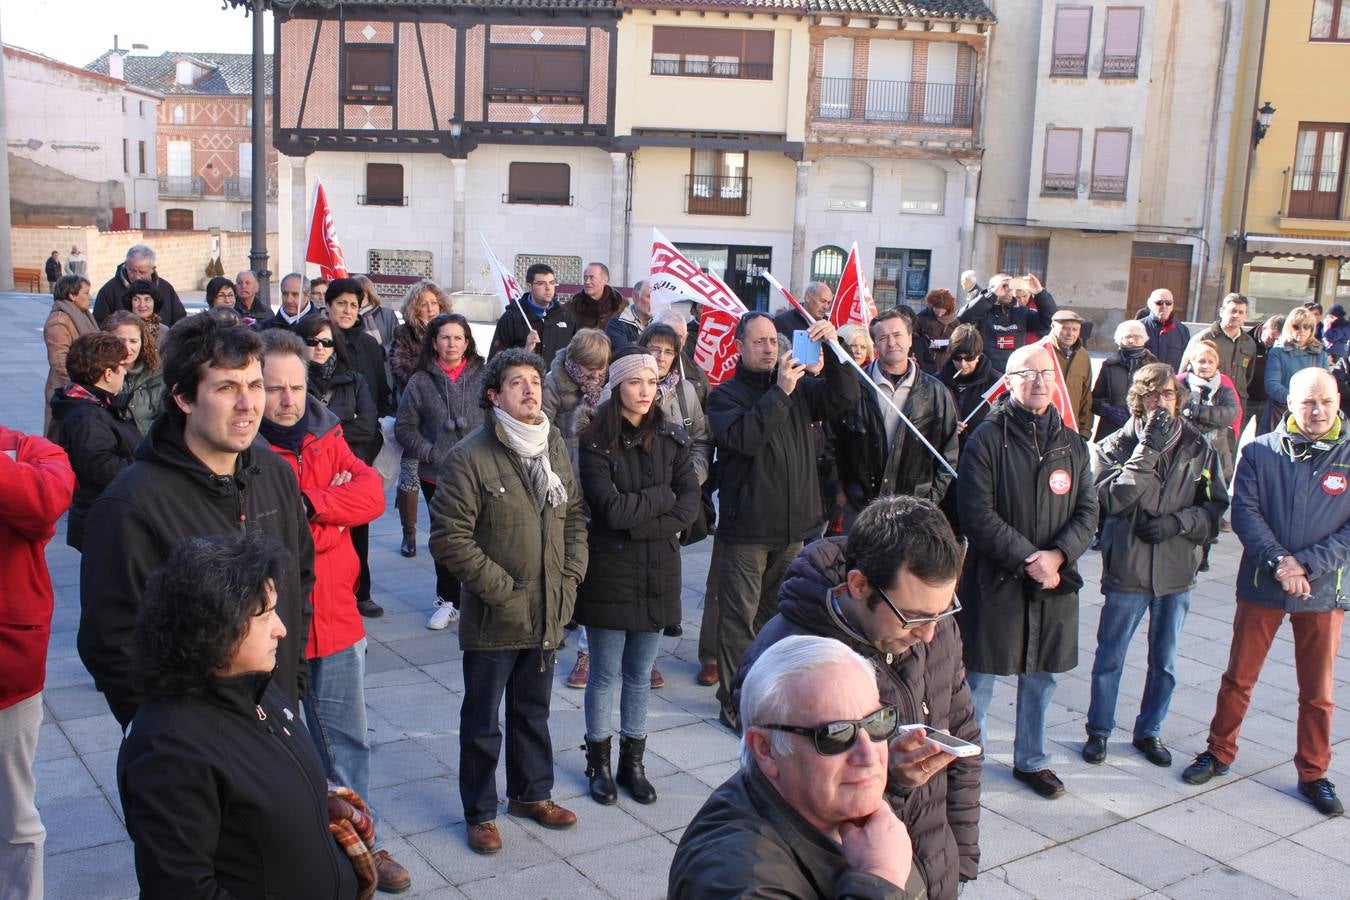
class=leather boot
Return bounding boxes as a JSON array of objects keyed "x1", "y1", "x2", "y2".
[
  {"x1": 583, "y1": 737, "x2": 617, "y2": 805},
  {"x1": 616, "y1": 736, "x2": 657, "y2": 804},
  {"x1": 397, "y1": 488, "x2": 419, "y2": 558}
]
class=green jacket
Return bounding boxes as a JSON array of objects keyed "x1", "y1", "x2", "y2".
[{"x1": 428, "y1": 408, "x2": 588, "y2": 652}]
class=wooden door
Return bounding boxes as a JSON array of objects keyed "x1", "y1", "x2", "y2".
[
  {"x1": 1127, "y1": 246, "x2": 1191, "y2": 319},
  {"x1": 1289, "y1": 124, "x2": 1348, "y2": 220},
  {"x1": 165, "y1": 209, "x2": 195, "y2": 231}
]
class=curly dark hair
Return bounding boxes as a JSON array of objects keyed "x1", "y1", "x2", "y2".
[
  {"x1": 416, "y1": 313, "x2": 481, "y2": 373},
  {"x1": 66, "y1": 332, "x2": 129, "y2": 386},
  {"x1": 205, "y1": 276, "x2": 236, "y2": 307},
  {"x1": 134, "y1": 533, "x2": 288, "y2": 697},
  {"x1": 160, "y1": 312, "x2": 262, "y2": 424},
  {"x1": 103, "y1": 310, "x2": 159, "y2": 371},
  {"x1": 845, "y1": 495, "x2": 962, "y2": 608},
  {"x1": 1126, "y1": 362, "x2": 1189, "y2": 419},
  {"x1": 480, "y1": 347, "x2": 545, "y2": 410}
]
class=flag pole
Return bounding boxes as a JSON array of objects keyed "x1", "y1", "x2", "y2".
[
  {"x1": 960, "y1": 396, "x2": 992, "y2": 427},
  {"x1": 478, "y1": 232, "x2": 537, "y2": 338}
]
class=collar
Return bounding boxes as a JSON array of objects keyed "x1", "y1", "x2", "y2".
[
  {"x1": 868, "y1": 359, "x2": 916, "y2": 390},
  {"x1": 522, "y1": 295, "x2": 554, "y2": 317},
  {"x1": 279, "y1": 303, "x2": 312, "y2": 325},
  {"x1": 1286, "y1": 415, "x2": 1343, "y2": 442}
]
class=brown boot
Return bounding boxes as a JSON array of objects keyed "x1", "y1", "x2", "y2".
[
  {"x1": 566, "y1": 651, "x2": 590, "y2": 689},
  {"x1": 372, "y1": 848, "x2": 412, "y2": 893},
  {"x1": 697, "y1": 660, "x2": 718, "y2": 686},
  {"x1": 397, "y1": 488, "x2": 419, "y2": 558}
]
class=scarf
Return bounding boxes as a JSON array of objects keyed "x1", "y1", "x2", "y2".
[
  {"x1": 657, "y1": 367, "x2": 681, "y2": 400},
  {"x1": 1190, "y1": 372, "x2": 1223, "y2": 406},
  {"x1": 565, "y1": 357, "x2": 605, "y2": 408},
  {"x1": 309, "y1": 357, "x2": 338, "y2": 395},
  {"x1": 259, "y1": 406, "x2": 311, "y2": 454},
  {"x1": 280, "y1": 303, "x2": 312, "y2": 325},
  {"x1": 495, "y1": 410, "x2": 567, "y2": 509}
]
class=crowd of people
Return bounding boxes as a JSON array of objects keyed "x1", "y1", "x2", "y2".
[{"x1": 3, "y1": 242, "x2": 1349, "y2": 899}]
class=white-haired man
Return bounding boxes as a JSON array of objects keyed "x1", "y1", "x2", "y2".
[
  {"x1": 93, "y1": 244, "x2": 188, "y2": 326},
  {"x1": 960, "y1": 270, "x2": 979, "y2": 304},
  {"x1": 1141, "y1": 289, "x2": 1189, "y2": 370}
]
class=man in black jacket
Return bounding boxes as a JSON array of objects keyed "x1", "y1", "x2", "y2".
[
  {"x1": 772, "y1": 281, "x2": 832, "y2": 337},
  {"x1": 956, "y1": 274, "x2": 1058, "y2": 373},
  {"x1": 78, "y1": 315, "x2": 315, "y2": 728},
  {"x1": 834, "y1": 310, "x2": 959, "y2": 519},
  {"x1": 45, "y1": 251, "x2": 62, "y2": 292},
  {"x1": 489, "y1": 263, "x2": 576, "y2": 369},
  {"x1": 708, "y1": 311, "x2": 858, "y2": 727},
  {"x1": 260, "y1": 273, "x2": 317, "y2": 331},
  {"x1": 93, "y1": 244, "x2": 188, "y2": 326},
  {"x1": 956, "y1": 343, "x2": 1097, "y2": 799}
]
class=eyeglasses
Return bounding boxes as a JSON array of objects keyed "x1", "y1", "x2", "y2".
[
  {"x1": 950, "y1": 354, "x2": 976, "y2": 363},
  {"x1": 759, "y1": 705, "x2": 899, "y2": 756},
  {"x1": 1153, "y1": 300, "x2": 1175, "y2": 307},
  {"x1": 1008, "y1": 369, "x2": 1058, "y2": 383},
  {"x1": 1145, "y1": 389, "x2": 1178, "y2": 401},
  {"x1": 875, "y1": 587, "x2": 962, "y2": 630},
  {"x1": 531, "y1": 280, "x2": 556, "y2": 288},
  {"x1": 304, "y1": 338, "x2": 335, "y2": 348}
]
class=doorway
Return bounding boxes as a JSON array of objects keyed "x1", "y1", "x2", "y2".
[
  {"x1": 1127, "y1": 243, "x2": 1191, "y2": 319},
  {"x1": 676, "y1": 242, "x2": 773, "y2": 311}
]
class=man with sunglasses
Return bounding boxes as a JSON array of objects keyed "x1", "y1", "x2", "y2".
[
  {"x1": 956, "y1": 343, "x2": 1097, "y2": 800},
  {"x1": 1141, "y1": 289, "x2": 1190, "y2": 371},
  {"x1": 956, "y1": 272, "x2": 1058, "y2": 374},
  {"x1": 672, "y1": 634, "x2": 925, "y2": 899},
  {"x1": 732, "y1": 497, "x2": 978, "y2": 899}
]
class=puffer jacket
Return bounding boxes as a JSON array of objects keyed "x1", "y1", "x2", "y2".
[
  {"x1": 1092, "y1": 418, "x2": 1229, "y2": 597},
  {"x1": 1090, "y1": 349, "x2": 1157, "y2": 442},
  {"x1": 389, "y1": 321, "x2": 425, "y2": 393},
  {"x1": 575, "y1": 418, "x2": 700, "y2": 632},
  {"x1": 123, "y1": 364, "x2": 164, "y2": 436},
  {"x1": 42, "y1": 297, "x2": 100, "y2": 438},
  {"x1": 599, "y1": 375, "x2": 711, "y2": 484},
  {"x1": 395, "y1": 358, "x2": 487, "y2": 483},
  {"x1": 49, "y1": 383, "x2": 142, "y2": 551},
  {"x1": 734, "y1": 539, "x2": 980, "y2": 899},
  {"x1": 542, "y1": 346, "x2": 601, "y2": 475},
  {"x1": 267, "y1": 399, "x2": 385, "y2": 659},
  {"x1": 956, "y1": 289, "x2": 1058, "y2": 372},
  {"x1": 427, "y1": 408, "x2": 588, "y2": 653},
  {"x1": 310, "y1": 361, "x2": 379, "y2": 464},
  {"x1": 669, "y1": 762, "x2": 927, "y2": 900},
  {"x1": 1232, "y1": 413, "x2": 1350, "y2": 613},
  {"x1": 956, "y1": 400, "x2": 1097, "y2": 675},
  {"x1": 1265, "y1": 344, "x2": 1329, "y2": 406},
  {"x1": 489, "y1": 298, "x2": 576, "y2": 369},
  {"x1": 604, "y1": 305, "x2": 646, "y2": 350},
  {"x1": 833, "y1": 363, "x2": 959, "y2": 509},
  {"x1": 1177, "y1": 372, "x2": 1240, "y2": 480},
  {"x1": 337, "y1": 318, "x2": 393, "y2": 418}
]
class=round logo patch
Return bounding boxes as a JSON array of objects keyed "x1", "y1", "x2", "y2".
[
  {"x1": 1048, "y1": 469, "x2": 1072, "y2": 495},
  {"x1": 1323, "y1": 472, "x2": 1348, "y2": 496}
]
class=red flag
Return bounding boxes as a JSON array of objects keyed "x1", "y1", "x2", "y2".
[
  {"x1": 693, "y1": 305, "x2": 741, "y2": 386},
  {"x1": 1039, "y1": 337, "x2": 1079, "y2": 433},
  {"x1": 829, "y1": 242, "x2": 878, "y2": 330},
  {"x1": 305, "y1": 178, "x2": 348, "y2": 279}
]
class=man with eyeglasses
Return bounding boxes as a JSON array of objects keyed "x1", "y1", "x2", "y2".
[
  {"x1": 1141, "y1": 289, "x2": 1190, "y2": 370},
  {"x1": 732, "y1": 496, "x2": 980, "y2": 899},
  {"x1": 1183, "y1": 369, "x2": 1350, "y2": 816},
  {"x1": 956, "y1": 273, "x2": 1058, "y2": 374},
  {"x1": 956, "y1": 343, "x2": 1097, "y2": 800},
  {"x1": 488, "y1": 263, "x2": 576, "y2": 368},
  {"x1": 672, "y1": 634, "x2": 925, "y2": 899}
]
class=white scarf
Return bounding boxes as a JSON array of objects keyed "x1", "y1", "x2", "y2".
[{"x1": 495, "y1": 410, "x2": 567, "y2": 509}]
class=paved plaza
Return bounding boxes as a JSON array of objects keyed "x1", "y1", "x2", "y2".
[{"x1": 5, "y1": 291, "x2": 1350, "y2": 899}]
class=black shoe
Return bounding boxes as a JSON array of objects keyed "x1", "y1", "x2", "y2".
[
  {"x1": 1082, "y1": 735, "x2": 1108, "y2": 764},
  {"x1": 663, "y1": 624, "x2": 683, "y2": 637},
  {"x1": 1182, "y1": 751, "x2": 1229, "y2": 785},
  {"x1": 1013, "y1": 768, "x2": 1065, "y2": 798},
  {"x1": 582, "y1": 737, "x2": 617, "y2": 805},
  {"x1": 1132, "y1": 736, "x2": 1173, "y2": 767},
  {"x1": 616, "y1": 736, "x2": 657, "y2": 804},
  {"x1": 1299, "y1": 778, "x2": 1344, "y2": 816},
  {"x1": 357, "y1": 599, "x2": 384, "y2": 618}
]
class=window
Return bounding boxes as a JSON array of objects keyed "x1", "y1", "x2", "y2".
[
  {"x1": 139, "y1": 100, "x2": 146, "y2": 117},
  {"x1": 1042, "y1": 128, "x2": 1081, "y2": 195},
  {"x1": 651, "y1": 27, "x2": 774, "y2": 80},
  {"x1": 507, "y1": 162, "x2": 571, "y2": 205},
  {"x1": 863, "y1": 40, "x2": 913, "y2": 122},
  {"x1": 171, "y1": 105, "x2": 185, "y2": 125},
  {"x1": 1247, "y1": 256, "x2": 1317, "y2": 311},
  {"x1": 1289, "y1": 123, "x2": 1348, "y2": 219},
  {"x1": 1102, "y1": 8, "x2": 1143, "y2": 76},
  {"x1": 121, "y1": 97, "x2": 127, "y2": 113},
  {"x1": 514, "y1": 254, "x2": 582, "y2": 286},
  {"x1": 487, "y1": 47, "x2": 585, "y2": 103},
  {"x1": 687, "y1": 150, "x2": 749, "y2": 216},
  {"x1": 138, "y1": 141, "x2": 148, "y2": 175},
  {"x1": 810, "y1": 246, "x2": 846, "y2": 289},
  {"x1": 176, "y1": 60, "x2": 196, "y2": 86},
  {"x1": 362, "y1": 163, "x2": 406, "y2": 206},
  {"x1": 369, "y1": 249, "x2": 434, "y2": 278},
  {"x1": 1338, "y1": 259, "x2": 1350, "y2": 300},
  {"x1": 1091, "y1": 129, "x2": 1131, "y2": 198},
  {"x1": 1312, "y1": 0, "x2": 1350, "y2": 41},
  {"x1": 999, "y1": 238, "x2": 1050, "y2": 284},
  {"x1": 1051, "y1": 7, "x2": 1092, "y2": 76},
  {"x1": 345, "y1": 45, "x2": 395, "y2": 101},
  {"x1": 239, "y1": 143, "x2": 252, "y2": 184},
  {"x1": 825, "y1": 160, "x2": 872, "y2": 212},
  {"x1": 167, "y1": 141, "x2": 192, "y2": 179},
  {"x1": 246, "y1": 108, "x2": 253, "y2": 127},
  {"x1": 122, "y1": 139, "x2": 129, "y2": 174},
  {"x1": 899, "y1": 161, "x2": 945, "y2": 215}
]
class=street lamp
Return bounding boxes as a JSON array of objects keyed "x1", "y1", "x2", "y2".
[
  {"x1": 1230, "y1": 99, "x2": 1278, "y2": 293},
  {"x1": 1253, "y1": 101, "x2": 1276, "y2": 145}
]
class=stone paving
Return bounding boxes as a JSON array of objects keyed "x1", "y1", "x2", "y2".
[{"x1": 4, "y1": 290, "x2": 1350, "y2": 899}]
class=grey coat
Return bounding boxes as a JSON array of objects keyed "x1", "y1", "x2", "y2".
[{"x1": 395, "y1": 359, "x2": 486, "y2": 483}]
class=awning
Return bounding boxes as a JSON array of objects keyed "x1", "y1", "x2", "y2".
[{"x1": 1244, "y1": 232, "x2": 1350, "y2": 259}]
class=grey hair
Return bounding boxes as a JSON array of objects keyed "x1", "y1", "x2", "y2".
[
  {"x1": 125, "y1": 244, "x2": 156, "y2": 265},
  {"x1": 657, "y1": 308, "x2": 687, "y2": 330},
  {"x1": 279, "y1": 272, "x2": 307, "y2": 291},
  {"x1": 585, "y1": 261, "x2": 610, "y2": 279},
  {"x1": 236, "y1": 269, "x2": 258, "y2": 283},
  {"x1": 739, "y1": 634, "x2": 876, "y2": 769},
  {"x1": 804, "y1": 280, "x2": 829, "y2": 299},
  {"x1": 960, "y1": 269, "x2": 977, "y2": 284},
  {"x1": 1113, "y1": 319, "x2": 1146, "y2": 345},
  {"x1": 258, "y1": 327, "x2": 307, "y2": 367}
]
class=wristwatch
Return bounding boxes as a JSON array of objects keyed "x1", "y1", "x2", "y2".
[{"x1": 1267, "y1": 555, "x2": 1287, "y2": 577}]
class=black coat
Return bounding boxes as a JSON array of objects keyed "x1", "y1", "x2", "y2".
[
  {"x1": 708, "y1": 349, "x2": 859, "y2": 545},
  {"x1": 311, "y1": 362, "x2": 379, "y2": 465},
  {"x1": 118, "y1": 673, "x2": 357, "y2": 900},
  {"x1": 956, "y1": 289, "x2": 1058, "y2": 372},
  {"x1": 938, "y1": 354, "x2": 1000, "y2": 448},
  {"x1": 955, "y1": 400, "x2": 1097, "y2": 675},
  {"x1": 488, "y1": 299, "x2": 576, "y2": 370},
  {"x1": 49, "y1": 384, "x2": 142, "y2": 551},
  {"x1": 575, "y1": 418, "x2": 701, "y2": 632},
  {"x1": 1142, "y1": 314, "x2": 1191, "y2": 371},
  {"x1": 78, "y1": 417, "x2": 315, "y2": 715},
  {"x1": 1090, "y1": 349, "x2": 1157, "y2": 442},
  {"x1": 833, "y1": 363, "x2": 959, "y2": 509},
  {"x1": 93, "y1": 265, "x2": 187, "y2": 326},
  {"x1": 734, "y1": 539, "x2": 981, "y2": 898},
  {"x1": 337, "y1": 319, "x2": 393, "y2": 418}
]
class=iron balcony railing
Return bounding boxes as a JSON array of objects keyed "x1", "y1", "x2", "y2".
[
  {"x1": 1091, "y1": 174, "x2": 1127, "y2": 198},
  {"x1": 1101, "y1": 54, "x2": 1139, "y2": 77},
  {"x1": 813, "y1": 78, "x2": 974, "y2": 127},
  {"x1": 1042, "y1": 173, "x2": 1079, "y2": 196},
  {"x1": 224, "y1": 176, "x2": 278, "y2": 199},
  {"x1": 158, "y1": 175, "x2": 204, "y2": 197},
  {"x1": 1051, "y1": 53, "x2": 1088, "y2": 76},
  {"x1": 651, "y1": 57, "x2": 774, "y2": 80},
  {"x1": 685, "y1": 174, "x2": 751, "y2": 216}
]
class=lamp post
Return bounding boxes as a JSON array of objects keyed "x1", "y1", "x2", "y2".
[
  {"x1": 224, "y1": 0, "x2": 279, "y2": 299},
  {"x1": 1231, "y1": 100, "x2": 1277, "y2": 294}
]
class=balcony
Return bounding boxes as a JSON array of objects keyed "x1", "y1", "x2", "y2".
[
  {"x1": 1091, "y1": 174, "x2": 1127, "y2": 198},
  {"x1": 1051, "y1": 53, "x2": 1087, "y2": 77},
  {"x1": 1041, "y1": 173, "x2": 1078, "y2": 197},
  {"x1": 651, "y1": 57, "x2": 774, "y2": 81},
  {"x1": 358, "y1": 193, "x2": 409, "y2": 207},
  {"x1": 224, "y1": 176, "x2": 278, "y2": 200},
  {"x1": 686, "y1": 174, "x2": 751, "y2": 216},
  {"x1": 813, "y1": 78, "x2": 974, "y2": 128},
  {"x1": 158, "y1": 175, "x2": 204, "y2": 197},
  {"x1": 1101, "y1": 54, "x2": 1139, "y2": 78}
]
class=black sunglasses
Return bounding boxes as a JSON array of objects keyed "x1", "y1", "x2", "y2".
[
  {"x1": 950, "y1": 354, "x2": 976, "y2": 363},
  {"x1": 304, "y1": 338, "x2": 335, "y2": 348},
  {"x1": 759, "y1": 705, "x2": 898, "y2": 756},
  {"x1": 876, "y1": 587, "x2": 962, "y2": 630}
]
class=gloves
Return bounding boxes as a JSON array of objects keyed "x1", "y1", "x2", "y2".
[
  {"x1": 1136, "y1": 514, "x2": 1183, "y2": 544},
  {"x1": 1140, "y1": 408, "x2": 1173, "y2": 452}
]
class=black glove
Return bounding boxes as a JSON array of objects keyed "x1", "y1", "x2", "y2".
[
  {"x1": 1140, "y1": 408, "x2": 1173, "y2": 452},
  {"x1": 1136, "y1": 514, "x2": 1183, "y2": 544}
]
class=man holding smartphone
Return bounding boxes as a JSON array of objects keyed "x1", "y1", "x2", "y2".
[{"x1": 1183, "y1": 369, "x2": 1350, "y2": 816}]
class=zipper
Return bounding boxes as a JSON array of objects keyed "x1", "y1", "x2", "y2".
[
  {"x1": 260, "y1": 697, "x2": 344, "y2": 889},
  {"x1": 235, "y1": 481, "x2": 247, "y2": 534}
]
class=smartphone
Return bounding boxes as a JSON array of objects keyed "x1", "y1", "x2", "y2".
[
  {"x1": 922, "y1": 730, "x2": 982, "y2": 758},
  {"x1": 792, "y1": 329, "x2": 822, "y2": 367}
]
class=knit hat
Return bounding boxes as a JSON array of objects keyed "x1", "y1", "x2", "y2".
[{"x1": 607, "y1": 347, "x2": 659, "y2": 390}]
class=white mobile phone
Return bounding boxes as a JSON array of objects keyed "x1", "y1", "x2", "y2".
[{"x1": 922, "y1": 729, "x2": 982, "y2": 758}]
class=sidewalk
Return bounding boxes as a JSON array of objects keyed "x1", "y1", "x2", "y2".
[{"x1": 5, "y1": 291, "x2": 1348, "y2": 899}]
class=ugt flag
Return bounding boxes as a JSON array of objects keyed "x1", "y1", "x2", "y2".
[
  {"x1": 829, "y1": 242, "x2": 878, "y2": 330},
  {"x1": 693, "y1": 305, "x2": 741, "y2": 386},
  {"x1": 305, "y1": 178, "x2": 348, "y2": 279}
]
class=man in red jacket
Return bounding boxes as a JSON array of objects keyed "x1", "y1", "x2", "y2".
[
  {"x1": 257, "y1": 331, "x2": 410, "y2": 894},
  {"x1": 0, "y1": 425, "x2": 75, "y2": 898}
]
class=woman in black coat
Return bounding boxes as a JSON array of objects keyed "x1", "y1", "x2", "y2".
[
  {"x1": 576, "y1": 347, "x2": 700, "y2": 807},
  {"x1": 49, "y1": 332, "x2": 142, "y2": 551},
  {"x1": 325, "y1": 278, "x2": 393, "y2": 418},
  {"x1": 1091, "y1": 320, "x2": 1157, "y2": 441},
  {"x1": 938, "y1": 324, "x2": 1001, "y2": 448},
  {"x1": 118, "y1": 533, "x2": 359, "y2": 900}
]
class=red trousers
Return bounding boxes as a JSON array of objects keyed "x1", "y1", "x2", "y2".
[{"x1": 1207, "y1": 598, "x2": 1344, "y2": 781}]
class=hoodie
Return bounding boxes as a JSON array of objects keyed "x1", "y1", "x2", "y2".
[{"x1": 49, "y1": 383, "x2": 143, "y2": 550}]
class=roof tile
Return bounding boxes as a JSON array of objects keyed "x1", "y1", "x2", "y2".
[{"x1": 84, "y1": 51, "x2": 273, "y2": 96}]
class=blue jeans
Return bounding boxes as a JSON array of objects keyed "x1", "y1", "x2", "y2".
[
  {"x1": 1087, "y1": 590, "x2": 1192, "y2": 740},
  {"x1": 303, "y1": 638, "x2": 371, "y2": 801},
  {"x1": 967, "y1": 670, "x2": 1058, "y2": 772},
  {"x1": 584, "y1": 627, "x2": 662, "y2": 740}
]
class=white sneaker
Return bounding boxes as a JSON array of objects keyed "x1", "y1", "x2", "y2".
[{"x1": 427, "y1": 599, "x2": 460, "y2": 630}]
